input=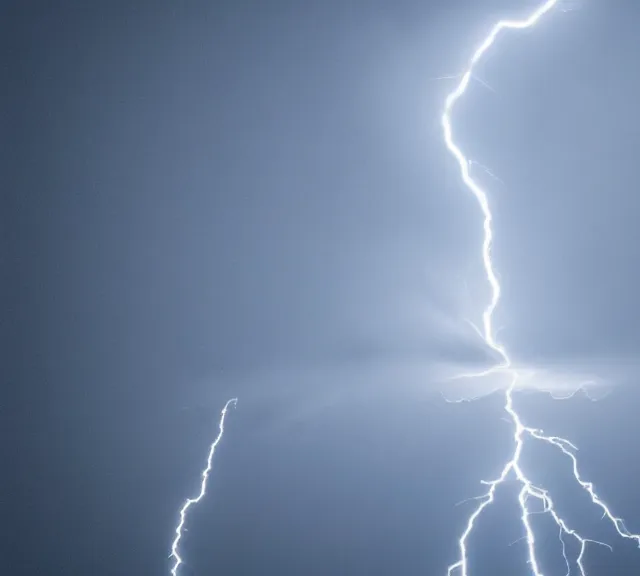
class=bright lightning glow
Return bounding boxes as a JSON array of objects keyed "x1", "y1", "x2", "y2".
[
  {"x1": 169, "y1": 397, "x2": 238, "y2": 576},
  {"x1": 441, "y1": 2, "x2": 640, "y2": 575}
]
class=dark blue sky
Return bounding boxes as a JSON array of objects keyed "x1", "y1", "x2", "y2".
[{"x1": 4, "y1": 0, "x2": 640, "y2": 574}]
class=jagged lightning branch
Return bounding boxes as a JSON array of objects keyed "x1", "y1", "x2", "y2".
[
  {"x1": 169, "y1": 397, "x2": 238, "y2": 576},
  {"x1": 441, "y1": 1, "x2": 640, "y2": 575}
]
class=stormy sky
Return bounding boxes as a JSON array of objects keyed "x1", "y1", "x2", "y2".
[{"x1": 4, "y1": 0, "x2": 640, "y2": 574}]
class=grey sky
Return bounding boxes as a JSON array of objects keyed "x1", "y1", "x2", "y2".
[{"x1": 5, "y1": 0, "x2": 640, "y2": 574}]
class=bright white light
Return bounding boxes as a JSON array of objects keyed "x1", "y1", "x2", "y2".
[
  {"x1": 169, "y1": 397, "x2": 237, "y2": 576},
  {"x1": 441, "y1": 1, "x2": 640, "y2": 574}
]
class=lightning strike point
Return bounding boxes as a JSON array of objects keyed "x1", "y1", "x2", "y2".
[
  {"x1": 441, "y1": 1, "x2": 639, "y2": 575},
  {"x1": 169, "y1": 397, "x2": 238, "y2": 576}
]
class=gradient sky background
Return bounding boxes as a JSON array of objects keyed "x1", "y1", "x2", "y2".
[{"x1": 4, "y1": 0, "x2": 640, "y2": 574}]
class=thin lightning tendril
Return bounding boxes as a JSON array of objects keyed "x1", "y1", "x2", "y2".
[
  {"x1": 441, "y1": 2, "x2": 640, "y2": 575},
  {"x1": 169, "y1": 397, "x2": 238, "y2": 576}
]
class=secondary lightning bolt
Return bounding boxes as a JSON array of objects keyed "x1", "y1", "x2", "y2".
[
  {"x1": 169, "y1": 397, "x2": 238, "y2": 576},
  {"x1": 441, "y1": 1, "x2": 640, "y2": 575}
]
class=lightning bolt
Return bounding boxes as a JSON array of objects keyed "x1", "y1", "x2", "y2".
[
  {"x1": 169, "y1": 397, "x2": 238, "y2": 576},
  {"x1": 441, "y1": 2, "x2": 640, "y2": 575}
]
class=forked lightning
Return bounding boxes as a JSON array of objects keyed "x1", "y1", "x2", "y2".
[
  {"x1": 169, "y1": 397, "x2": 237, "y2": 576},
  {"x1": 441, "y1": 1, "x2": 639, "y2": 574}
]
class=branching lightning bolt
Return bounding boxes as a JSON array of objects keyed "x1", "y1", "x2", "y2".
[
  {"x1": 169, "y1": 397, "x2": 238, "y2": 576},
  {"x1": 441, "y1": 2, "x2": 640, "y2": 575}
]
